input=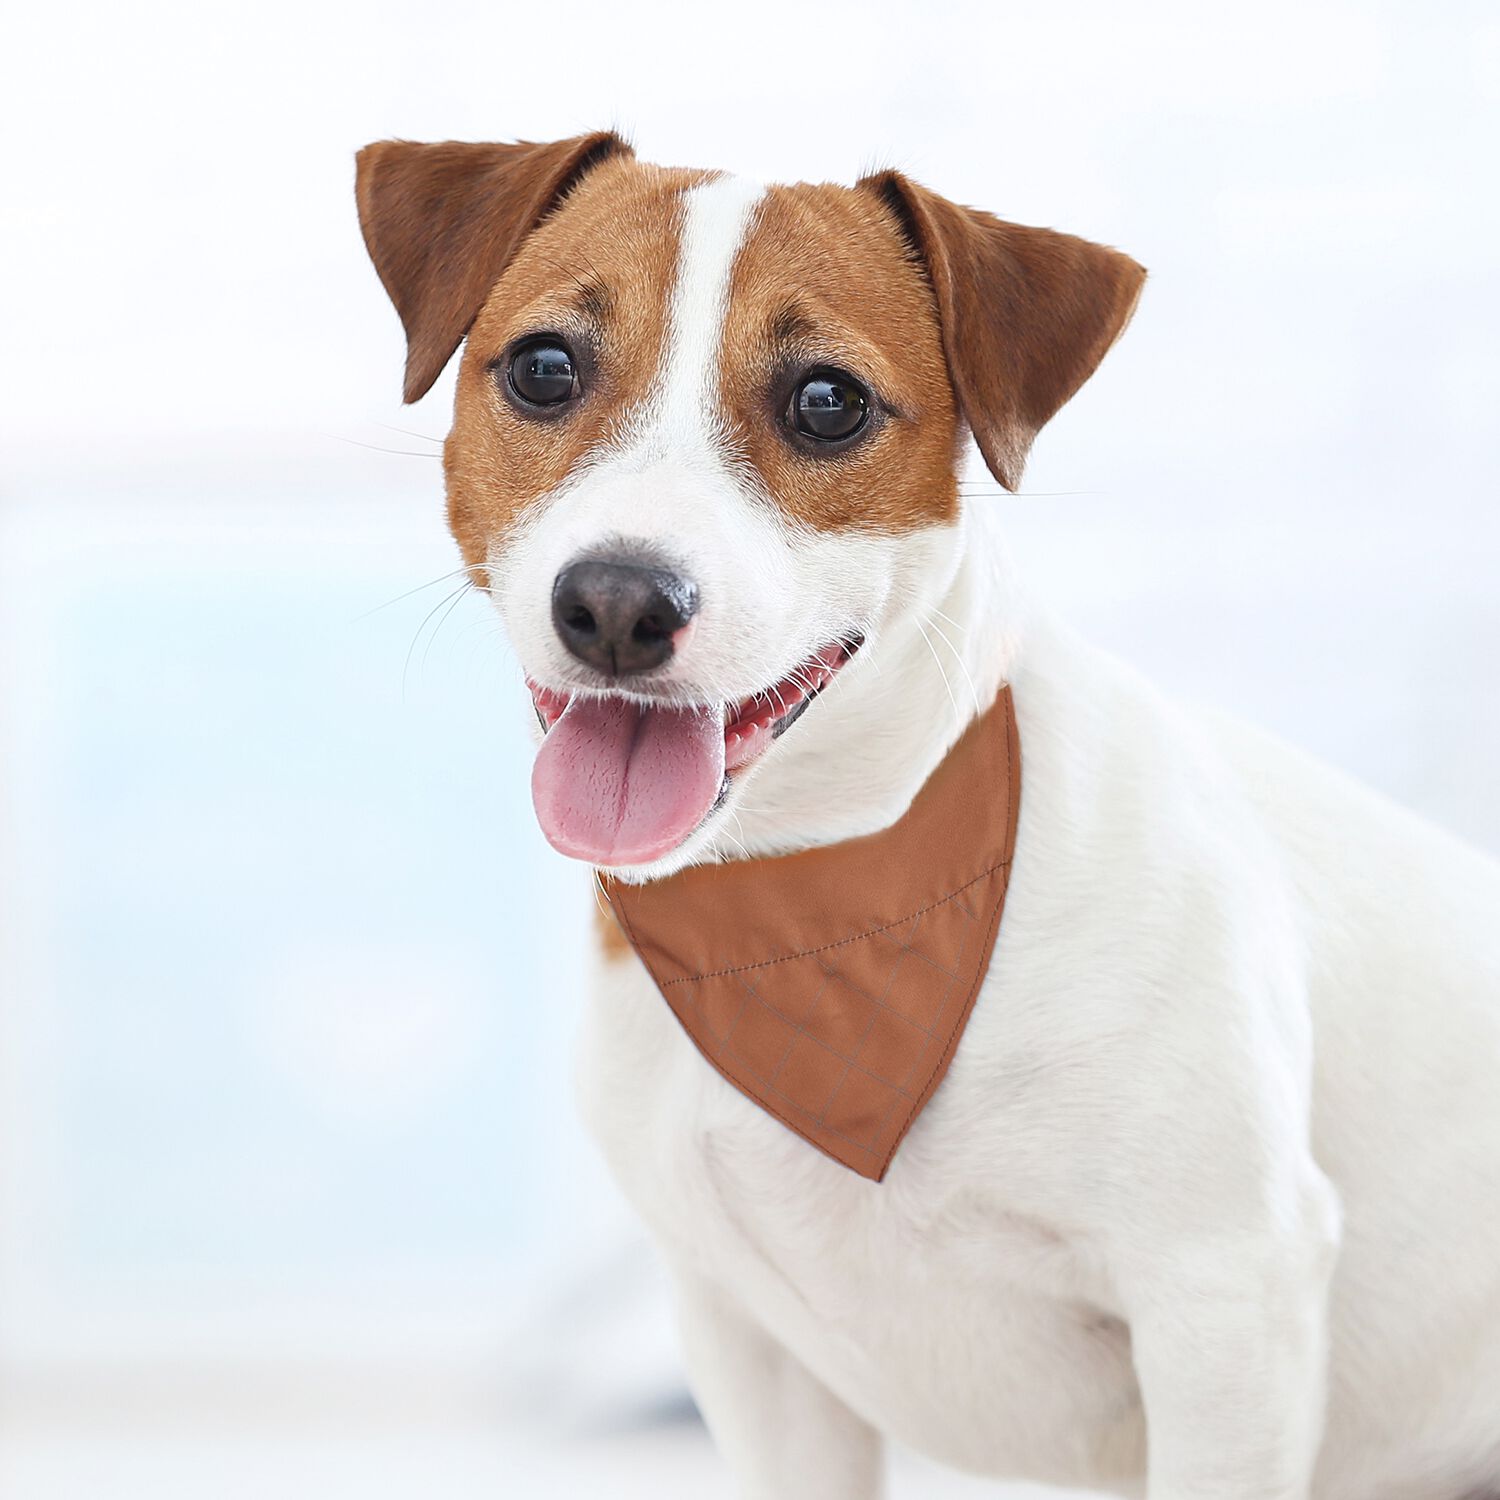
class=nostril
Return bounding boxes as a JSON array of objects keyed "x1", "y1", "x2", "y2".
[
  {"x1": 563, "y1": 604, "x2": 597, "y2": 637},
  {"x1": 632, "y1": 613, "x2": 667, "y2": 644}
]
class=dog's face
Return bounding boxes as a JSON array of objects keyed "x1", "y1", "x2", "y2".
[{"x1": 356, "y1": 134, "x2": 1143, "y2": 877}]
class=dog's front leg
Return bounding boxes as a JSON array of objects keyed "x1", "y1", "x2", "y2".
[
  {"x1": 1121, "y1": 1197, "x2": 1341, "y2": 1500},
  {"x1": 673, "y1": 1269, "x2": 885, "y2": 1500}
]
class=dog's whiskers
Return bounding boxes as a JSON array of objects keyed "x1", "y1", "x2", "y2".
[
  {"x1": 920, "y1": 610, "x2": 983, "y2": 720},
  {"x1": 332, "y1": 433, "x2": 443, "y2": 459},
  {"x1": 590, "y1": 869, "x2": 614, "y2": 923},
  {"x1": 377, "y1": 422, "x2": 444, "y2": 445},
  {"x1": 922, "y1": 603, "x2": 969, "y2": 638},
  {"x1": 716, "y1": 811, "x2": 755, "y2": 864},
  {"x1": 403, "y1": 581, "x2": 476, "y2": 698},
  {"x1": 540, "y1": 254, "x2": 606, "y2": 308},
  {"x1": 913, "y1": 616, "x2": 963, "y2": 730},
  {"x1": 358, "y1": 563, "x2": 493, "y2": 621}
]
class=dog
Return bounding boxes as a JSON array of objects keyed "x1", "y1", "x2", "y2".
[{"x1": 354, "y1": 133, "x2": 1500, "y2": 1499}]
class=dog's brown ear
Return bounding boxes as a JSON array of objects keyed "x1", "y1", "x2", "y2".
[
  {"x1": 355, "y1": 132, "x2": 633, "y2": 403},
  {"x1": 861, "y1": 170, "x2": 1145, "y2": 491}
]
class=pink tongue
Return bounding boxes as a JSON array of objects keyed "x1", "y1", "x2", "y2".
[{"x1": 531, "y1": 696, "x2": 726, "y2": 866}]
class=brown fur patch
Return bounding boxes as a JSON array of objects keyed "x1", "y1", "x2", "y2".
[
  {"x1": 443, "y1": 158, "x2": 709, "y2": 582},
  {"x1": 356, "y1": 133, "x2": 633, "y2": 404},
  {"x1": 719, "y1": 183, "x2": 962, "y2": 534},
  {"x1": 861, "y1": 170, "x2": 1146, "y2": 492}
]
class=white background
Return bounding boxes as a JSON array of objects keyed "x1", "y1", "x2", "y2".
[{"x1": 1, "y1": 2, "x2": 1497, "y2": 1496}]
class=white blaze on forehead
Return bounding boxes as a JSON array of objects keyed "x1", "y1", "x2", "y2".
[{"x1": 646, "y1": 173, "x2": 765, "y2": 449}]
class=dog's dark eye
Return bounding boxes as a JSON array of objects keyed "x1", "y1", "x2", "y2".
[
  {"x1": 508, "y1": 339, "x2": 580, "y2": 406},
  {"x1": 788, "y1": 370, "x2": 869, "y2": 442}
]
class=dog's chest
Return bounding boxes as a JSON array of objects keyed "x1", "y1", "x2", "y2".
[{"x1": 578, "y1": 954, "x2": 1147, "y2": 1488}]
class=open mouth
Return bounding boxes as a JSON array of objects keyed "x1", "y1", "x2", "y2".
[{"x1": 527, "y1": 637, "x2": 861, "y2": 867}]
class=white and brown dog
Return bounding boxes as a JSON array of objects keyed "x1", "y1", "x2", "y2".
[{"x1": 354, "y1": 133, "x2": 1500, "y2": 1500}]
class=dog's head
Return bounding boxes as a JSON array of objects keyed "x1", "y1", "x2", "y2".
[{"x1": 355, "y1": 134, "x2": 1142, "y2": 877}]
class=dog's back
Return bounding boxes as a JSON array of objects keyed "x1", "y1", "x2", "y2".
[{"x1": 1209, "y1": 708, "x2": 1500, "y2": 1494}]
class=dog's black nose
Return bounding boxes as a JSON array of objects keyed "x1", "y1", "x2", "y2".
[{"x1": 551, "y1": 558, "x2": 700, "y2": 677}]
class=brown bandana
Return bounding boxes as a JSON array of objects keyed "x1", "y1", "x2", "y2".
[{"x1": 603, "y1": 687, "x2": 1021, "y2": 1181}]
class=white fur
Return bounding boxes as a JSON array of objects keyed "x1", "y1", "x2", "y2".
[
  {"x1": 490, "y1": 182, "x2": 1500, "y2": 1498},
  {"x1": 649, "y1": 173, "x2": 764, "y2": 451}
]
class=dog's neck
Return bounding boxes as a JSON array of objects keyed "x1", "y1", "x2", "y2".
[{"x1": 692, "y1": 502, "x2": 1024, "y2": 869}]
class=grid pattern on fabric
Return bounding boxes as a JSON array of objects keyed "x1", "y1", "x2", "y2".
[{"x1": 658, "y1": 864, "x2": 1009, "y2": 1179}]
